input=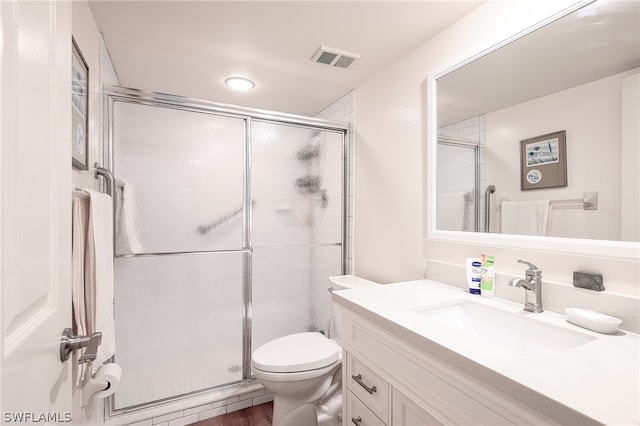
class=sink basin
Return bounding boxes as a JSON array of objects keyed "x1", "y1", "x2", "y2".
[{"x1": 414, "y1": 300, "x2": 596, "y2": 357}]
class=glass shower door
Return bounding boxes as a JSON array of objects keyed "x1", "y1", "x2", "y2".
[
  {"x1": 111, "y1": 102, "x2": 247, "y2": 409},
  {"x1": 436, "y1": 141, "x2": 479, "y2": 232},
  {"x1": 250, "y1": 121, "x2": 344, "y2": 354}
]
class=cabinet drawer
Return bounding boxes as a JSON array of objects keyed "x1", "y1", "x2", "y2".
[
  {"x1": 346, "y1": 389, "x2": 384, "y2": 426},
  {"x1": 346, "y1": 353, "x2": 390, "y2": 423}
]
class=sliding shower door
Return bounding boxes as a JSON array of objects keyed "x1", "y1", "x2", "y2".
[
  {"x1": 250, "y1": 121, "x2": 344, "y2": 352},
  {"x1": 436, "y1": 140, "x2": 480, "y2": 232},
  {"x1": 111, "y1": 102, "x2": 247, "y2": 409},
  {"x1": 107, "y1": 88, "x2": 347, "y2": 414}
]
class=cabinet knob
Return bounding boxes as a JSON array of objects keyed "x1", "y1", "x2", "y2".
[{"x1": 351, "y1": 416, "x2": 362, "y2": 426}]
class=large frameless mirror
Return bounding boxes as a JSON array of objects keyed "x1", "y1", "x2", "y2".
[{"x1": 427, "y1": 0, "x2": 640, "y2": 260}]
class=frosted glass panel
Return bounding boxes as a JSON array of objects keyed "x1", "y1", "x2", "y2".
[
  {"x1": 113, "y1": 253, "x2": 243, "y2": 409},
  {"x1": 251, "y1": 245, "x2": 343, "y2": 354},
  {"x1": 251, "y1": 121, "x2": 343, "y2": 247},
  {"x1": 113, "y1": 102, "x2": 245, "y2": 254},
  {"x1": 436, "y1": 143, "x2": 477, "y2": 232}
]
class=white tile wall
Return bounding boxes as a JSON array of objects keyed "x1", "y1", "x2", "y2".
[{"x1": 315, "y1": 90, "x2": 355, "y2": 273}]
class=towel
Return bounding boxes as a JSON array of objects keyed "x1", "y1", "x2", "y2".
[
  {"x1": 72, "y1": 191, "x2": 90, "y2": 381},
  {"x1": 115, "y1": 178, "x2": 143, "y2": 255},
  {"x1": 84, "y1": 189, "x2": 116, "y2": 374},
  {"x1": 436, "y1": 191, "x2": 467, "y2": 231},
  {"x1": 501, "y1": 200, "x2": 550, "y2": 236}
]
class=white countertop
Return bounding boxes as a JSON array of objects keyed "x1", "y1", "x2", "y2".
[{"x1": 332, "y1": 279, "x2": 640, "y2": 426}]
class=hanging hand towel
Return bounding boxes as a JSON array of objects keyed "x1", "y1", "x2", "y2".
[
  {"x1": 72, "y1": 191, "x2": 90, "y2": 384},
  {"x1": 501, "y1": 200, "x2": 550, "y2": 236},
  {"x1": 84, "y1": 189, "x2": 116, "y2": 374},
  {"x1": 436, "y1": 191, "x2": 467, "y2": 231},
  {"x1": 115, "y1": 178, "x2": 143, "y2": 255}
]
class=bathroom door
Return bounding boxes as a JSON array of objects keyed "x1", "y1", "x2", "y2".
[{"x1": 0, "y1": 0, "x2": 73, "y2": 419}]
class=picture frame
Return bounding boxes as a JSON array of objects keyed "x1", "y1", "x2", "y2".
[
  {"x1": 520, "y1": 130, "x2": 567, "y2": 190},
  {"x1": 72, "y1": 38, "x2": 89, "y2": 170}
]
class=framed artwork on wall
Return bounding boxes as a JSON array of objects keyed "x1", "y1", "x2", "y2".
[
  {"x1": 72, "y1": 38, "x2": 89, "y2": 170},
  {"x1": 520, "y1": 130, "x2": 567, "y2": 190}
]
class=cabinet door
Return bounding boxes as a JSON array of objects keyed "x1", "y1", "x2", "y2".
[
  {"x1": 346, "y1": 389, "x2": 384, "y2": 426},
  {"x1": 392, "y1": 390, "x2": 442, "y2": 426}
]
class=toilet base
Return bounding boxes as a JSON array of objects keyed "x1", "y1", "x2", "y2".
[{"x1": 272, "y1": 395, "x2": 318, "y2": 426}]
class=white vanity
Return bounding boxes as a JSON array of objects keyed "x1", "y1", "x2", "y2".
[{"x1": 332, "y1": 280, "x2": 639, "y2": 426}]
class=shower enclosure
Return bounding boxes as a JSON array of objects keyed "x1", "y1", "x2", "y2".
[
  {"x1": 436, "y1": 137, "x2": 481, "y2": 232},
  {"x1": 104, "y1": 87, "x2": 348, "y2": 414}
]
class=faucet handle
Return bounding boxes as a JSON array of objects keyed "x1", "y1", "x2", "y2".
[{"x1": 517, "y1": 259, "x2": 542, "y2": 276}]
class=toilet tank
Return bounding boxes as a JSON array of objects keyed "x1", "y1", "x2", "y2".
[{"x1": 328, "y1": 275, "x2": 378, "y2": 339}]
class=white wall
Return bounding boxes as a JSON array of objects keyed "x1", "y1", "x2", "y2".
[
  {"x1": 621, "y1": 72, "x2": 640, "y2": 242},
  {"x1": 486, "y1": 69, "x2": 637, "y2": 241},
  {"x1": 353, "y1": 0, "x2": 639, "y2": 299}
]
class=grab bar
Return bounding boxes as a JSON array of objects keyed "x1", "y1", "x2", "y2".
[
  {"x1": 484, "y1": 184, "x2": 496, "y2": 232},
  {"x1": 196, "y1": 199, "x2": 256, "y2": 236},
  {"x1": 94, "y1": 162, "x2": 117, "y2": 250}
]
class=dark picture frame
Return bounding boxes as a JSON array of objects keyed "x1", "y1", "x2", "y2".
[
  {"x1": 72, "y1": 38, "x2": 89, "y2": 170},
  {"x1": 520, "y1": 130, "x2": 567, "y2": 190}
]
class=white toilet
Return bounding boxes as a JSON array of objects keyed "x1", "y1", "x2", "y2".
[{"x1": 251, "y1": 275, "x2": 378, "y2": 426}]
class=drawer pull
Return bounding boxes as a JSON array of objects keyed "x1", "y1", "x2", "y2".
[
  {"x1": 351, "y1": 373, "x2": 377, "y2": 394},
  {"x1": 351, "y1": 416, "x2": 362, "y2": 426}
]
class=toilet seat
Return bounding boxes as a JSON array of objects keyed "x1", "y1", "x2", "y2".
[{"x1": 252, "y1": 332, "x2": 340, "y2": 373}]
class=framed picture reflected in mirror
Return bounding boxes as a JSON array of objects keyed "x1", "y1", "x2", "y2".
[{"x1": 520, "y1": 130, "x2": 567, "y2": 190}]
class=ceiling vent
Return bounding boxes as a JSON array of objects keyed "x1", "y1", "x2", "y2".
[{"x1": 311, "y1": 46, "x2": 360, "y2": 69}]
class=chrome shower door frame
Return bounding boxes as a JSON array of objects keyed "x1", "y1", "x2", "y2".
[{"x1": 103, "y1": 85, "x2": 349, "y2": 421}]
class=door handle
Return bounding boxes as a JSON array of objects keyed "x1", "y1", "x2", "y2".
[{"x1": 60, "y1": 328, "x2": 102, "y2": 363}]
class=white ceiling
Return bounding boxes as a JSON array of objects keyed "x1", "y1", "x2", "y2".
[{"x1": 88, "y1": 1, "x2": 482, "y2": 117}]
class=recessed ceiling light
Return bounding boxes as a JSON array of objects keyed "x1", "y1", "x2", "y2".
[{"x1": 225, "y1": 76, "x2": 255, "y2": 91}]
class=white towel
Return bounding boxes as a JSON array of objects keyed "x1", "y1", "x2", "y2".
[
  {"x1": 501, "y1": 200, "x2": 550, "y2": 236},
  {"x1": 72, "y1": 191, "x2": 90, "y2": 382},
  {"x1": 436, "y1": 191, "x2": 467, "y2": 231},
  {"x1": 84, "y1": 189, "x2": 116, "y2": 375},
  {"x1": 115, "y1": 178, "x2": 143, "y2": 255}
]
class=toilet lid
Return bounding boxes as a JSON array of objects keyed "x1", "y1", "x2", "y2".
[{"x1": 252, "y1": 332, "x2": 340, "y2": 373}]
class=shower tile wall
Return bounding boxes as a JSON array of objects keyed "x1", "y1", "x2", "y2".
[
  {"x1": 439, "y1": 115, "x2": 487, "y2": 232},
  {"x1": 315, "y1": 91, "x2": 354, "y2": 337},
  {"x1": 315, "y1": 90, "x2": 354, "y2": 273}
]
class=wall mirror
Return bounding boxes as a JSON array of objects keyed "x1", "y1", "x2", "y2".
[{"x1": 427, "y1": 0, "x2": 640, "y2": 260}]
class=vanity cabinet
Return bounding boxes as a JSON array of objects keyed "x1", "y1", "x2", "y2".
[{"x1": 336, "y1": 302, "x2": 579, "y2": 426}]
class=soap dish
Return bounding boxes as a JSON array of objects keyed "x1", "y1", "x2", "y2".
[{"x1": 565, "y1": 308, "x2": 622, "y2": 334}]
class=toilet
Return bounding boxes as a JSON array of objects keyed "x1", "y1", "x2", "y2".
[{"x1": 251, "y1": 275, "x2": 378, "y2": 426}]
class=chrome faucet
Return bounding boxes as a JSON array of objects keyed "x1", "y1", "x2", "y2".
[{"x1": 509, "y1": 260, "x2": 543, "y2": 313}]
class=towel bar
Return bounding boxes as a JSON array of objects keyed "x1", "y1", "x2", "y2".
[{"x1": 498, "y1": 191, "x2": 598, "y2": 211}]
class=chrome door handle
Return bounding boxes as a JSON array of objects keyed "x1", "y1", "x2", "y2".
[
  {"x1": 351, "y1": 373, "x2": 377, "y2": 394},
  {"x1": 351, "y1": 416, "x2": 362, "y2": 426},
  {"x1": 60, "y1": 328, "x2": 102, "y2": 363}
]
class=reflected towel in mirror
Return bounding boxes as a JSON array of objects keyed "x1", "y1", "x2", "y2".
[
  {"x1": 436, "y1": 191, "x2": 468, "y2": 231},
  {"x1": 501, "y1": 200, "x2": 550, "y2": 236}
]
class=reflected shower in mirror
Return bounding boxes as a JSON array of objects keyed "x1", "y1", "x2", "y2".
[{"x1": 436, "y1": 0, "x2": 640, "y2": 242}]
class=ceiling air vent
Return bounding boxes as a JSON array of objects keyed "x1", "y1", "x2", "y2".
[{"x1": 311, "y1": 46, "x2": 360, "y2": 69}]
